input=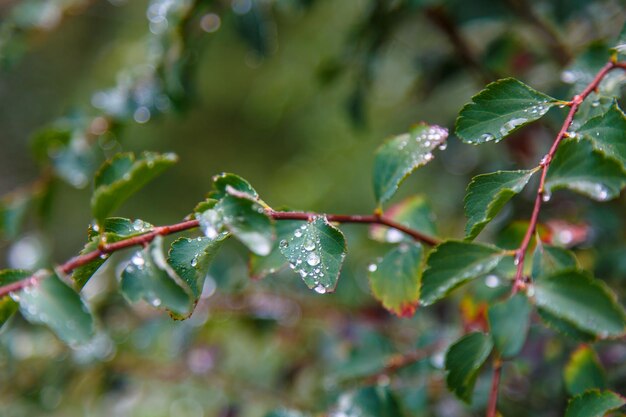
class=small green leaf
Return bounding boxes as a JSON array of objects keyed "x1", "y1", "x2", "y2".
[
  {"x1": 531, "y1": 242, "x2": 578, "y2": 279},
  {"x1": 330, "y1": 386, "x2": 404, "y2": 417},
  {"x1": 445, "y1": 332, "x2": 494, "y2": 403},
  {"x1": 249, "y1": 219, "x2": 303, "y2": 280},
  {"x1": 545, "y1": 138, "x2": 626, "y2": 202},
  {"x1": 209, "y1": 173, "x2": 258, "y2": 200},
  {"x1": 577, "y1": 103, "x2": 626, "y2": 169},
  {"x1": 121, "y1": 236, "x2": 193, "y2": 318},
  {"x1": 455, "y1": 78, "x2": 557, "y2": 144},
  {"x1": 488, "y1": 293, "x2": 531, "y2": 357},
  {"x1": 91, "y1": 152, "x2": 178, "y2": 224},
  {"x1": 368, "y1": 243, "x2": 423, "y2": 318},
  {"x1": 279, "y1": 216, "x2": 346, "y2": 293},
  {"x1": 420, "y1": 241, "x2": 505, "y2": 306},
  {"x1": 533, "y1": 270, "x2": 626, "y2": 338},
  {"x1": 218, "y1": 194, "x2": 274, "y2": 256},
  {"x1": 0, "y1": 269, "x2": 31, "y2": 328},
  {"x1": 464, "y1": 169, "x2": 536, "y2": 240},
  {"x1": 564, "y1": 346, "x2": 607, "y2": 396},
  {"x1": 168, "y1": 235, "x2": 226, "y2": 298},
  {"x1": 373, "y1": 124, "x2": 448, "y2": 204},
  {"x1": 565, "y1": 390, "x2": 625, "y2": 417},
  {"x1": 17, "y1": 272, "x2": 94, "y2": 345},
  {"x1": 0, "y1": 194, "x2": 30, "y2": 240},
  {"x1": 369, "y1": 195, "x2": 437, "y2": 242}
]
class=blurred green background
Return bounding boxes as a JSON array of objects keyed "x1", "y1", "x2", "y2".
[{"x1": 1, "y1": 1, "x2": 626, "y2": 416}]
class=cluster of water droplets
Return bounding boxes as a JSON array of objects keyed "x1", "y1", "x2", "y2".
[
  {"x1": 499, "y1": 117, "x2": 528, "y2": 137},
  {"x1": 197, "y1": 208, "x2": 224, "y2": 239},
  {"x1": 397, "y1": 125, "x2": 448, "y2": 163}
]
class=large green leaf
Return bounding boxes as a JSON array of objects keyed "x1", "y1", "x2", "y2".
[
  {"x1": 168, "y1": 235, "x2": 227, "y2": 298},
  {"x1": 464, "y1": 169, "x2": 536, "y2": 240},
  {"x1": 369, "y1": 195, "x2": 437, "y2": 243},
  {"x1": 537, "y1": 309, "x2": 596, "y2": 342},
  {"x1": 16, "y1": 272, "x2": 94, "y2": 345},
  {"x1": 420, "y1": 241, "x2": 505, "y2": 306},
  {"x1": 367, "y1": 243, "x2": 423, "y2": 317},
  {"x1": 455, "y1": 78, "x2": 557, "y2": 144},
  {"x1": 330, "y1": 386, "x2": 404, "y2": 417},
  {"x1": 72, "y1": 217, "x2": 155, "y2": 289},
  {"x1": 533, "y1": 270, "x2": 626, "y2": 338},
  {"x1": 564, "y1": 346, "x2": 607, "y2": 396},
  {"x1": 249, "y1": 219, "x2": 303, "y2": 280},
  {"x1": 91, "y1": 152, "x2": 178, "y2": 224},
  {"x1": 445, "y1": 332, "x2": 494, "y2": 403},
  {"x1": 565, "y1": 390, "x2": 625, "y2": 417},
  {"x1": 531, "y1": 243, "x2": 578, "y2": 279},
  {"x1": 217, "y1": 194, "x2": 274, "y2": 256},
  {"x1": 120, "y1": 236, "x2": 193, "y2": 318},
  {"x1": 577, "y1": 103, "x2": 626, "y2": 169},
  {"x1": 545, "y1": 138, "x2": 626, "y2": 201},
  {"x1": 488, "y1": 293, "x2": 531, "y2": 358},
  {"x1": 372, "y1": 124, "x2": 448, "y2": 205},
  {"x1": 0, "y1": 269, "x2": 31, "y2": 329},
  {"x1": 279, "y1": 216, "x2": 346, "y2": 293}
]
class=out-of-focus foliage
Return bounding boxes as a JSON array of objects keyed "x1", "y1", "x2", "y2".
[{"x1": 1, "y1": 1, "x2": 626, "y2": 417}]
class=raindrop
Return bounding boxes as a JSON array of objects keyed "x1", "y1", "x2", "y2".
[
  {"x1": 132, "y1": 219, "x2": 144, "y2": 231},
  {"x1": 294, "y1": 229, "x2": 303, "y2": 238},
  {"x1": 131, "y1": 254, "x2": 145, "y2": 267},
  {"x1": 200, "y1": 13, "x2": 221, "y2": 33},
  {"x1": 368, "y1": 263, "x2": 378, "y2": 272},
  {"x1": 591, "y1": 100, "x2": 600, "y2": 107},
  {"x1": 133, "y1": 107, "x2": 151, "y2": 124},
  {"x1": 150, "y1": 298, "x2": 162, "y2": 307},
  {"x1": 191, "y1": 256, "x2": 198, "y2": 267},
  {"x1": 542, "y1": 191, "x2": 552, "y2": 202},
  {"x1": 307, "y1": 252, "x2": 321, "y2": 266},
  {"x1": 438, "y1": 142, "x2": 447, "y2": 151},
  {"x1": 484, "y1": 274, "x2": 500, "y2": 288},
  {"x1": 314, "y1": 284, "x2": 327, "y2": 294},
  {"x1": 481, "y1": 133, "x2": 494, "y2": 142},
  {"x1": 279, "y1": 239, "x2": 289, "y2": 249},
  {"x1": 303, "y1": 240, "x2": 316, "y2": 251}
]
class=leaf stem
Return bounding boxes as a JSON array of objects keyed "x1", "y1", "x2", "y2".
[
  {"x1": 0, "y1": 209, "x2": 439, "y2": 298},
  {"x1": 486, "y1": 358, "x2": 503, "y2": 417},
  {"x1": 512, "y1": 60, "x2": 619, "y2": 291}
]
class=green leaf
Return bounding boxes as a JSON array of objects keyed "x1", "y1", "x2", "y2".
[
  {"x1": 531, "y1": 242, "x2": 578, "y2": 279},
  {"x1": 168, "y1": 235, "x2": 226, "y2": 298},
  {"x1": 445, "y1": 332, "x2": 494, "y2": 403},
  {"x1": 373, "y1": 124, "x2": 448, "y2": 204},
  {"x1": 564, "y1": 346, "x2": 607, "y2": 396},
  {"x1": 455, "y1": 78, "x2": 557, "y2": 144},
  {"x1": 72, "y1": 218, "x2": 155, "y2": 289},
  {"x1": 537, "y1": 309, "x2": 597, "y2": 342},
  {"x1": 420, "y1": 241, "x2": 505, "y2": 306},
  {"x1": 218, "y1": 194, "x2": 274, "y2": 256},
  {"x1": 565, "y1": 390, "x2": 625, "y2": 417},
  {"x1": 331, "y1": 386, "x2": 404, "y2": 417},
  {"x1": 279, "y1": 216, "x2": 346, "y2": 293},
  {"x1": 17, "y1": 272, "x2": 94, "y2": 345},
  {"x1": 464, "y1": 169, "x2": 536, "y2": 240},
  {"x1": 0, "y1": 269, "x2": 31, "y2": 328},
  {"x1": 533, "y1": 270, "x2": 626, "y2": 338},
  {"x1": 369, "y1": 195, "x2": 437, "y2": 242},
  {"x1": 264, "y1": 410, "x2": 309, "y2": 417},
  {"x1": 545, "y1": 138, "x2": 626, "y2": 202},
  {"x1": 368, "y1": 243, "x2": 423, "y2": 318},
  {"x1": 0, "y1": 194, "x2": 30, "y2": 240},
  {"x1": 488, "y1": 293, "x2": 531, "y2": 357},
  {"x1": 91, "y1": 152, "x2": 178, "y2": 224},
  {"x1": 577, "y1": 103, "x2": 626, "y2": 169},
  {"x1": 613, "y1": 22, "x2": 626, "y2": 55},
  {"x1": 249, "y1": 219, "x2": 303, "y2": 280},
  {"x1": 209, "y1": 173, "x2": 258, "y2": 200},
  {"x1": 120, "y1": 236, "x2": 193, "y2": 318}
]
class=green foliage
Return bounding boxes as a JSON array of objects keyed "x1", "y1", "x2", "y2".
[
  {"x1": 369, "y1": 196, "x2": 437, "y2": 242},
  {"x1": 455, "y1": 78, "x2": 557, "y2": 144},
  {"x1": 445, "y1": 332, "x2": 494, "y2": 403},
  {"x1": 488, "y1": 293, "x2": 531, "y2": 357},
  {"x1": 576, "y1": 102, "x2": 626, "y2": 169},
  {"x1": 564, "y1": 346, "x2": 607, "y2": 396},
  {"x1": 531, "y1": 243, "x2": 578, "y2": 279},
  {"x1": 330, "y1": 386, "x2": 405, "y2": 417},
  {"x1": 565, "y1": 390, "x2": 626, "y2": 417},
  {"x1": 0, "y1": 269, "x2": 30, "y2": 328}
]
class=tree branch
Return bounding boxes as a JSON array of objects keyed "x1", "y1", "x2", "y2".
[
  {"x1": 486, "y1": 358, "x2": 503, "y2": 417},
  {"x1": 0, "y1": 209, "x2": 439, "y2": 298}
]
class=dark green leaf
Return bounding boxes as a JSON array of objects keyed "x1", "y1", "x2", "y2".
[
  {"x1": 420, "y1": 241, "x2": 505, "y2": 306},
  {"x1": 373, "y1": 124, "x2": 448, "y2": 204},
  {"x1": 531, "y1": 242, "x2": 578, "y2": 279},
  {"x1": 17, "y1": 272, "x2": 94, "y2": 345},
  {"x1": 445, "y1": 332, "x2": 494, "y2": 403},
  {"x1": 464, "y1": 169, "x2": 536, "y2": 240},
  {"x1": 455, "y1": 78, "x2": 557, "y2": 144},
  {"x1": 249, "y1": 219, "x2": 303, "y2": 280},
  {"x1": 330, "y1": 386, "x2": 404, "y2": 417},
  {"x1": 209, "y1": 172, "x2": 259, "y2": 200},
  {"x1": 537, "y1": 309, "x2": 597, "y2": 342},
  {"x1": 533, "y1": 270, "x2": 626, "y2": 338},
  {"x1": 564, "y1": 346, "x2": 607, "y2": 396},
  {"x1": 369, "y1": 195, "x2": 437, "y2": 242},
  {"x1": 488, "y1": 293, "x2": 531, "y2": 357},
  {"x1": 279, "y1": 216, "x2": 346, "y2": 293},
  {"x1": 0, "y1": 194, "x2": 30, "y2": 240},
  {"x1": 565, "y1": 390, "x2": 625, "y2": 417},
  {"x1": 577, "y1": 103, "x2": 626, "y2": 169},
  {"x1": 368, "y1": 243, "x2": 423, "y2": 317},
  {"x1": 168, "y1": 235, "x2": 226, "y2": 298},
  {"x1": 217, "y1": 194, "x2": 274, "y2": 256},
  {"x1": 121, "y1": 236, "x2": 193, "y2": 318},
  {"x1": 91, "y1": 152, "x2": 178, "y2": 224},
  {"x1": 545, "y1": 138, "x2": 626, "y2": 201},
  {"x1": 0, "y1": 269, "x2": 30, "y2": 328}
]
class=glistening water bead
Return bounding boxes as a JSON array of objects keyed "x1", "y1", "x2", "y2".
[{"x1": 307, "y1": 252, "x2": 320, "y2": 266}]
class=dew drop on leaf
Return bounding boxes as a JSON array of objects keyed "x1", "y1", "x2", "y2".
[{"x1": 307, "y1": 252, "x2": 320, "y2": 266}]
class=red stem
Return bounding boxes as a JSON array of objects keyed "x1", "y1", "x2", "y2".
[
  {"x1": 486, "y1": 359, "x2": 503, "y2": 417},
  {"x1": 0, "y1": 211, "x2": 439, "y2": 298},
  {"x1": 512, "y1": 60, "x2": 619, "y2": 292}
]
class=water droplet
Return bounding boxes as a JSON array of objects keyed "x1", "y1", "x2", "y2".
[
  {"x1": 438, "y1": 142, "x2": 447, "y2": 151},
  {"x1": 591, "y1": 100, "x2": 600, "y2": 107},
  {"x1": 313, "y1": 284, "x2": 326, "y2": 294},
  {"x1": 480, "y1": 133, "x2": 494, "y2": 142},
  {"x1": 288, "y1": 263, "x2": 295, "y2": 269},
  {"x1": 424, "y1": 153, "x2": 433, "y2": 161},
  {"x1": 132, "y1": 219, "x2": 144, "y2": 231},
  {"x1": 303, "y1": 239, "x2": 315, "y2": 251},
  {"x1": 279, "y1": 239, "x2": 289, "y2": 249},
  {"x1": 368, "y1": 263, "x2": 378, "y2": 272},
  {"x1": 150, "y1": 298, "x2": 162, "y2": 307},
  {"x1": 99, "y1": 253, "x2": 108, "y2": 260},
  {"x1": 567, "y1": 131, "x2": 578, "y2": 139},
  {"x1": 294, "y1": 229, "x2": 303, "y2": 238},
  {"x1": 561, "y1": 70, "x2": 576, "y2": 84},
  {"x1": 307, "y1": 252, "x2": 320, "y2": 266},
  {"x1": 385, "y1": 228, "x2": 404, "y2": 243},
  {"x1": 300, "y1": 270, "x2": 308, "y2": 278},
  {"x1": 131, "y1": 254, "x2": 145, "y2": 267},
  {"x1": 191, "y1": 256, "x2": 198, "y2": 267},
  {"x1": 526, "y1": 286, "x2": 535, "y2": 297},
  {"x1": 484, "y1": 274, "x2": 500, "y2": 288}
]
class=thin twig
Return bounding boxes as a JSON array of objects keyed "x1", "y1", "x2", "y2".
[{"x1": 486, "y1": 358, "x2": 503, "y2": 417}]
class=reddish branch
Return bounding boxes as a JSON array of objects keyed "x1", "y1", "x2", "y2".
[
  {"x1": 0, "y1": 210, "x2": 439, "y2": 298},
  {"x1": 486, "y1": 359, "x2": 503, "y2": 417}
]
